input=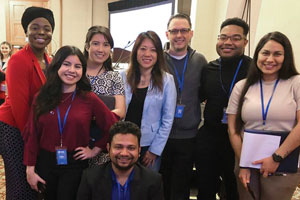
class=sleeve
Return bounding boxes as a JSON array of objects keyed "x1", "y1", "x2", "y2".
[
  {"x1": 6, "y1": 55, "x2": 32, "y2": 131},
  {"x1": 148, "y1": 74, "x2": 177, "y2": 156},
  {"x1": 92, "y1": 93, "x2": 118, "y2": 150},
  {"x1": 22, "y1": 98, "x2": 39, "y2": 166},
  {"x1": 76, "y1": 170, "x2": 92, "y2": 200},
  {"x1": 199, "y1": 65, "x2": 207, "y2": 102},
  {"x1": 112, "y1": 71, "x2": 125, "y2": 96},
  {"x1": 226, "y1": 79, "x2": 246, "y2": 114},
  {"x1": 292, "y1": 75, "x2": 300, "y2": 111}
]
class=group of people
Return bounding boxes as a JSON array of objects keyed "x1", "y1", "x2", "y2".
[{"x1": 0, "y1": 5, "x2": 300, "y2": 200}]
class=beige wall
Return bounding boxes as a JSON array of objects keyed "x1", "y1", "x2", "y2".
[
  {"x1": 0, "y1": 0, "x2": 6, "y2": 43},
  {"x1": 191, "y1": 0, "x2": 300, "y2": 69},
  {"x1": 254, "y1": 0, "x2": 300, "y2": 69},
  {"x1": 191, "y1": 0, "x2": 228, "y2": 61},
  {"x1": 1, "y1": 0, "x2": 300, "y2": 70}
]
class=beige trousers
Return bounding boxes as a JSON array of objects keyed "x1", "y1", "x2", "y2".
[{"x1": 235, "y1": 164, "x2": 300, "y2": 200}]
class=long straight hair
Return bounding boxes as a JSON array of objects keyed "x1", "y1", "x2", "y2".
[
  {"x1": 34, "y1": 45, "x2": 91, "y2": 120},
  {"x1": 126, "y1": 31, "x2": 168, "y2": 93},
  {"x1": 0, "y1": 41, "x2": 13, "y2": 60},
  {"x1": 235, "y1": 31, "x2": 299, "y2": 133}
]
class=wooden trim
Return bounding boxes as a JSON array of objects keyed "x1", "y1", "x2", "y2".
[{"x1": 5, "y1": 0, "x2": 10, "y2": 42}]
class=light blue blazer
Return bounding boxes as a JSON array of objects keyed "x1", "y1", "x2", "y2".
[{"x1": 121, "y1": 71, "x2": 177, "y2": 156}]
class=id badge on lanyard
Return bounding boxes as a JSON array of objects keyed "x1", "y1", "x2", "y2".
[
  {"x1": 55, "y1": 90, "x2": 76, "y2": 165},
  {"x1": 174, "y1": 53, "x2": 188, "y2": 119}
]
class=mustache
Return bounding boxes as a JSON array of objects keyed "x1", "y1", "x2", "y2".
[{"x1": 116, "y1": 155, "x2": 134, "y2": 160}]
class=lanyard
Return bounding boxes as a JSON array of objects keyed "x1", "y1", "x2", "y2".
[
  {"x1": 57, "y1": 90, "x2": 76, "y2": 144},
  {"x1": 173, "y1": 53, "x2": 189, "y2": 95},
  {"x1": 260, "y1": 79, "x2": 279, "y2": 125},
  {"x1": 89, "y1": 66, "x2": 104, "y2": 85},
  {"x1": 44, "y1": 54, "x2": 49, "y2": 68},
  {"x1": 219, "y1": 58, "x2": 243, "y2": 98}
]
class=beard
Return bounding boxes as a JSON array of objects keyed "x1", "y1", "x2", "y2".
[{"x1": 112, "y1": 155, "x2": 136, "y2": 171}]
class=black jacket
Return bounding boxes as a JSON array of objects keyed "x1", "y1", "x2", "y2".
[{"x1": 77, "y1": 162, "x2": 164, "y2": 200}]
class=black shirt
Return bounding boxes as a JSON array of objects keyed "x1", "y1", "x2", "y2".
[
  {"x1": 200, "y1": 55, "x2": 252, "y2": 126},
  {"x1": 125, "y1": 87, "x2": 148, "y2": 127}
]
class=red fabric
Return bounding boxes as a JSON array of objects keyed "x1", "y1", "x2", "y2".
[
  {"x1": 0, "y1": 44, "x2": 50, "y2": 131},
  {"x1": 0, "y1": 81, "x2": 5, "y2": 99},
  {"x1": 23, "y1": 92, "x2": 118, "y2": 166}
]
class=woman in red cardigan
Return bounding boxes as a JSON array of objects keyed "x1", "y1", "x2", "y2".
[
  {"x1": 23, "y1": 45, "x2": 118, "y2": 199},
  {"x1": 0, "y1": 7, "x2": 55, "y2": 199}
]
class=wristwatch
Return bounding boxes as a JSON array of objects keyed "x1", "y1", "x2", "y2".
[{"x1": 272, "y1": 153, "x2": 283, "y2": 162}]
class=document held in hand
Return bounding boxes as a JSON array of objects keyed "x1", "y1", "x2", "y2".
[{"x1": 240, "y1": 130, "x2": 300, "y2": 173}]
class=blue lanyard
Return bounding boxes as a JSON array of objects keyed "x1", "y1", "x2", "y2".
[
  {"x1": 44, "y1": 54, "x2": 49, "y2": 68},
  {"x1": 260, "y1": 79, "x2": 279, "y2": 125},
  {"x1": 90, "y1": 76, "x2": 97, "y2": 85},
  {"x1": 173, "y1": 53, "x2": 189, "y2": 94},
  {"x1": 219, "y1": 58, "x2": 243, "y2": 98},
  {"x1": 57, "y1": 90, "x2": 76, "y2": 137}
]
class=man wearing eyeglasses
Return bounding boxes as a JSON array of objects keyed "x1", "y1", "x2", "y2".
[
  {"x1": 160, "y1": 13, "x2": 207, "y2": 200},
  {"x1": 195, "y1": 18, "x2": 251, "y2": 200}
]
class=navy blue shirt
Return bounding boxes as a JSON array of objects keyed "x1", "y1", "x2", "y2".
[{"x1": 111, "y1": 168, "x2": 135, "y2": 200}]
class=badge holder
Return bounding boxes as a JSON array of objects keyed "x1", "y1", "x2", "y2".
[
  {"x1": 221, "y1": 107, "x2": 228, "y2": 124},
  {"x1": 55, "y1": 139, "x2": 68, "y2": 165},
  {"x1": 175, "y1": 104, "x2": 185, "y2": 118}
]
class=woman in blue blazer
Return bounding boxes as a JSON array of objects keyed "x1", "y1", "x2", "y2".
[{"x1": 121, "y1": 31, "x2": 176, "y2": 172}]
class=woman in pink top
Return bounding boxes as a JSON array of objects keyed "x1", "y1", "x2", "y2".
[{"x1": 227, "y1": 32, "x2": 300, "y2": 200}]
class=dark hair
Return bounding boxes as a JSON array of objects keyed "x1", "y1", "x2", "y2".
[
  {"x1": 84, "y1": 26, "x2": 114, "y2": 71},
  {"x1": 127, "y1": 31, "x2": 168, "y2": 93},
  {"x1": 167, "y1": 13, "x2": 192, "y2": 29},
  {"x1": 0, "y1": 41, "x2": 13, "y2": 60},
  {"x1": 34, "y1": 45, "x2": 91, "y2": 119},
  {"x1": 235, "y1": 31, "x2": 299, "y2": 133},
  {"x1": 108, "y1": 121, "x2": 141, "y2": 146},
  {"x1": 220, "y1": 17, "x2": 249, "y2": 36}
]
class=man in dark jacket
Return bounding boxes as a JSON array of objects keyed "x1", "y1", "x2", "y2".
[
  {"x1": 195, "y1": 18, "x2": 252, "y2": 200},
  {"x1": 160, "y1": 13, "x2": 207, "y2": 200},
  {"x1": 77, "y1": 121, "x2": 164, "y2": 200}
]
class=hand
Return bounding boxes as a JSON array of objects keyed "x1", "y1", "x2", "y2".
[
  {"x1": 73, "y1": 146, "x2": 101, "y2": 160},
  {"x1": 239, "y1": 168, "x2": 251, "y2": 190},
  {"x1": 142, "y1": 151, "x2": 157, "y2": 168},
  {"x1": 26, "y1": 166, "x2": 46, "y2": 192},
  {"x1": 253, "y1": 156, "x2": 280, "y2": 177}
]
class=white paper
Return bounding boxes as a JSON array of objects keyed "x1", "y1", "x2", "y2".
[{"x1": 240, "y1": 131, "x2": 281, "y2": 169}]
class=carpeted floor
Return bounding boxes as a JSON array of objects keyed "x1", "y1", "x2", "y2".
[
  {"x1": 0, "y1": 156, "x2": 5, "y2": 200},
  {"x1": 0, "y1": 155, "x2": 300, "y2": 200}
]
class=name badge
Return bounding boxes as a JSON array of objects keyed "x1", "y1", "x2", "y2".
[
  {"x1": 221, "y1": 107, "x2": 228, "y2": 124},
  {"x1": 0, "y1": 84, "x2": 6, "y2": 92},
  {"x1": 55, "y1": 147, "x2": 68, "y2": 165},
  {"x1": 175, "y1": 104, "x2": 185, "y2": 118}
]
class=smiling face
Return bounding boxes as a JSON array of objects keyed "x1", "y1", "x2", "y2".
[
  {"x1": 58, "y1": 55, "x2": 83, "y2": 93},
  {"x1": 108, "y1": 133, "x2": 140, "y2": 172},
  {"x1": 137, "y1": 38, "x2": 157, "y2": 72},
  {"x1": 166, "y1": 18, "x2": 193, "y2": 56},
  {"x1": 86, "y1": 33, "x2": 111, "y2": 66},
  {"x1": 257, "y1": 40, "x2": 284, "y2": 81},
  {"x1": 216, "y1": 25, "x2": 248, "y2": 59},
  {"x1": 0, "y1": 44, "x2": 11, "y2": 58},
  {"x1": 27, "y1": 17, "x2": 52, "y2": 51}
]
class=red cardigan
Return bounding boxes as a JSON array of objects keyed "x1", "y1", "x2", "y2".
[
  {"x1": 0, "y1": 44, "x2": 50, "y2": 131},
  {"x1": 23, "y1": 92, "x2": 118, "y2": 166}
]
